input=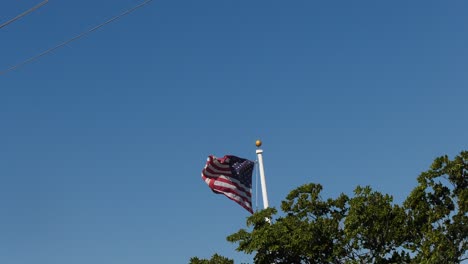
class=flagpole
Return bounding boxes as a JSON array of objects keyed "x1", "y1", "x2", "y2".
[{"x1": 255, "y1": 140, "x2": 269, "y2": 209}]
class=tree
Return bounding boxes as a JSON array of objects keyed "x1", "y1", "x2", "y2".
[
  {"x1": 191, "y1": 151, "x2": 467, "y2": 263},
  {"x1": 404, "y1": 152, "x2": 467, "y2": 263},
  {"x1": 189, "y1": 254, "x2": 234, "y2": 264}
]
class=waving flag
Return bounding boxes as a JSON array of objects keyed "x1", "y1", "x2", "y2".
[{"x1": 201, "y1": 155, "x2": 255, "y2": 214}]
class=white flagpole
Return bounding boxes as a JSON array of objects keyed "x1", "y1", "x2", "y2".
[{"x1": 255, "y1": 140, "x2": 269, "y2": 209}]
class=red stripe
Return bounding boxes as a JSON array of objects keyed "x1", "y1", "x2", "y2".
[
  {"x1": 210, "y1": 155, "x2": 230, "y2": 164},
  {"x1": 203, "y1": 166, "x2": 232, "y2": 176},
  {"x1": 211, "y1": 177, "x2": 251, "y2": 197},
  {"x1": 206, "y1": 163, "x2": 231, "y2": 173},
  {"x1": 201, "y1": 170, "x2": 229, "y2": 179},
  {"x1": 208, "y1": 156, "x2": 229, "y2": 164},
  {"x1": 211, "y1": 185, "x2": 252, "y2": 203},
  {"x1": 220, "y1": 191, "x2": 253, "y2": 214},
  {"x1": 211, "y1": 186, "x2": 252, "y2": 212},
  {"x1": 207, "y1": 155, "x2": 227, "y2": 165},
  {"x1": 202, "y1": 175, "x2": 253, "y2": 213},
  {"x1": 201, "y1": 172, "x2": 251, "y2": 197}
]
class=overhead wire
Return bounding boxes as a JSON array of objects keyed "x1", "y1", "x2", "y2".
[
  {"x1": 0, "y1": 0, "x2": 49, "y2": 30},
  {"x1": 0, "y1": 0, "x2": 153, "y2": 75}
]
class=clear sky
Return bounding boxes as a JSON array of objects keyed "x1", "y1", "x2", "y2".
[{"x1": 1, "y1": 1, "x2": 467, "y2": 263}]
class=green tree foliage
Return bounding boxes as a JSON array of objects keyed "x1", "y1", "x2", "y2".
[
  {"x1": 191, "y1": 151, "x2": 467, "y2": 263},
  {"x1": 404, "y1": 151, "x2": 468, "y2": 263},
  {"x1": 189, "y1": 254, "x2": 234, "y2": 264}
]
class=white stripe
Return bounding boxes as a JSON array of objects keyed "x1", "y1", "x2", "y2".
[
  {"x1": 203, "y1": 174, "x2": 251, "y2": 199},
  {"x1": 204, "y1": 177, "x2": 212, "y2": 185},
  {"x1": 218, "y1": 175, "x2": 249, "y2": 191},
  {"x1": 223, "y1": 192, "x2": 252, "y2": 210},
  {"x1": 213, "y1": 181, "x2": 251, "y2": 200}
]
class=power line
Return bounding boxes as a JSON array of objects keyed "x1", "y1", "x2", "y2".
[
  {"x1": 0, "y1": 0, "x2": 153, "y2": 75},
  {"x1": 0, "y1": 0, "x2": 49, "y2": 30}
]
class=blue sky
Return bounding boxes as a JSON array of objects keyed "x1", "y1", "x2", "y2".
[{"x1": 1, "y1": 1, "x2": 467, "y2": 263}]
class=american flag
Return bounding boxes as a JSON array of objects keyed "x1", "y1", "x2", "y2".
[{"x1": 201, "y1": 155, "x2": 255, "y2": 214}]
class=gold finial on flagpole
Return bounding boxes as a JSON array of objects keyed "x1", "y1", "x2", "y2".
[{"x1": 255, "y1": 139, "x2": 262, "y2": 148}]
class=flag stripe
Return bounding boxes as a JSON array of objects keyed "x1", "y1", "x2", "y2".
[
  {"x1": 223, "y1": 192, "x2": 253, "y2": 212},
  {"x1": 212, "y1": 180, "x2": 251, "y2": 199},
  {"x1": 203, "y1": 166, "x2": 232, "y2": 177},
  {"x1": 202, "y1": 171, "x2": 251, "y2": 196},
  {"x1": 202, "y1": 175, "x2": 252, "y2": 199},
  {"x1": 213, "y1": 176, "x2": 251, "y2": 196},
  {"x1": 212, "y1": 158, "x2": 231, "y2": 169}
]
